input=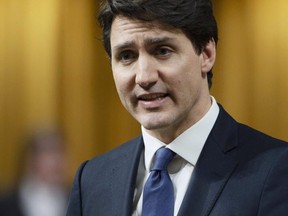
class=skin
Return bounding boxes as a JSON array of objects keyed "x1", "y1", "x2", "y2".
[{"x1": 110, "y1": 16, "x2": 216, "y2": 143}]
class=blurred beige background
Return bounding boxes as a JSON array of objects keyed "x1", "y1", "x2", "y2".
[{"x1": 0, "y1": 0, "x2": 288, "y2": 189}]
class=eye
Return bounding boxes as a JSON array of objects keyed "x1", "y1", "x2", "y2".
[
  {"x1": 118, "y1": 50, "x2": 137, "y2": 64},
  {"x1": 154, "y1": 47, "x2": 173, "y2": 58}
]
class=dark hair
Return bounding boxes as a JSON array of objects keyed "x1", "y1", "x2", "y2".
[{"x1": 98, "y1": 0, "x2": 218, "y2": 88}]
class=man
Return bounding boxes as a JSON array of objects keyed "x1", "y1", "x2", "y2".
[
  {"x1": 67, "y1": 0, "x2": 288, "y2": 215},
  {"x1": 0, "y1": 130, "x2": 68, "y2": 216}
]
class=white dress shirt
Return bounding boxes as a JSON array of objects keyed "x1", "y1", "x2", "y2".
[
  {"x1": 132, "y1": 96, "x2": 219, "y2": 216},
  {"x1": 19, "y1": 177, "x2": 67, "y2": 216}
]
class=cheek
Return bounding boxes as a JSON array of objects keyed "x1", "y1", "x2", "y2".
[
  {"x1": 113, "y1": 66, "x2": 135, "y2": 90},
  {"x1": 112, "y1": 71, "x2": 135, "y2": 107},
  {"x1": 112, "y1": 68, "x2": 125, "y2": 90},
  {"x1": 170, "y1": 68, "x2": 202, "y2": 100},
  {"x1": 113, "y1": 74, "x2": 129, "y2": 95}
]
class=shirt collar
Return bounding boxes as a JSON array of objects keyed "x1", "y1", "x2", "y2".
[{"x1": 142, "y1": 96, "x2": 219, "y2": 171}]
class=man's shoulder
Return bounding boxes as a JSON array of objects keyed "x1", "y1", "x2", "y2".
[
  {"x1": 92, "y1": 135, "x2": 142, "y2": 160},
  {"x1": 237, "y1": 122, "x2": 288, "y2": 153},
  {"x1": 80, "y1": 136, "x2": 143, "y2": 173},
  {"x1": 217, "y1": 104, "x2": 287, "y2": 146},
  {"x1": 71, "y1": 136, "x2": 143, "y2": 195}
]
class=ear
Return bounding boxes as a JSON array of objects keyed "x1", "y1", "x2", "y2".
[{"x1": 200, "y1": 39, "x2": 216, "y2": 73}]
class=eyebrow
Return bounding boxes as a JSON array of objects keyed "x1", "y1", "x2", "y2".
[
  {"x1": 112, "y1": 36, "x2": 176, "y2": 53},
  {"x1": 144, "y1": 36, "x2": 175, "y2": 46},
  {"x1": 113, "y1": 41, "x2": 134, "y2": 53}
]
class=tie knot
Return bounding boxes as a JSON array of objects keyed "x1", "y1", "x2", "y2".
[{"x1": 151, "y1": 147, "x2": 175, "y2": 171}]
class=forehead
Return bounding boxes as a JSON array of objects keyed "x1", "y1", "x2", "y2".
[{"x1": 110, "y1": 16, "x2": 185, "y2": 46}]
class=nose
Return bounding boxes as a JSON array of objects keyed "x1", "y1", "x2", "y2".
[{"x1": 135, "y1": 54, "x2": 159, "y2": 89}]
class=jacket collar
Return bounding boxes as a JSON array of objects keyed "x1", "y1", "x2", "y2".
[
  {"x1": 109, "y1": 136, "x2": 144, "y2": 216},
  {"x1": 178, "y1": 105, "x2": 239, "y2": 216}
]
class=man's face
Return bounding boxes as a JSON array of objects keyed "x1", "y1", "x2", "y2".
[{"x1": 110, "y1": 16, "x2": 215, "y2": 143}]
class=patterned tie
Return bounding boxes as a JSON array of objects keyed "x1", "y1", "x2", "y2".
[{"x1": 142, "y1": 147, "x2": 176, "y2": 216}]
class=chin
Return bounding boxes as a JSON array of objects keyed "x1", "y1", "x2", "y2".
[
  {"x1": 134, "y1": 112, "x2": 175, "y2": 130},
  {"x1": 140, "y1": 119, "x2": 171, "y2": 131}
]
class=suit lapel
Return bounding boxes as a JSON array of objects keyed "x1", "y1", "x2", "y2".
[
  {"x1": 109, "y1": 136, "x2": 144, "y2": 216},
  {"x1": 178, "y1": 106, "x2": 240, "y2": 216}
]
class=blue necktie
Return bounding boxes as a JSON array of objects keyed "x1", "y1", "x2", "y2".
[{"x1": 142, "y1": 147, "x2": 176, "y2": 216}]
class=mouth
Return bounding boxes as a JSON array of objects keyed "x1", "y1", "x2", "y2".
[
  {"x1": 136, "y1": 93, "x2": 169, "y2": 109},
  {"x1": 137, "y1": 93, "x2": 169, "y2": 101}
]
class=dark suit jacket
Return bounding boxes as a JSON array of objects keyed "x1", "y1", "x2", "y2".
[
  {"x1": 0, "y1": 190, "x2": 24, "y2": 216},
  {"x1": 67, "y1": 105, "x2": 288, "y2": 216}
]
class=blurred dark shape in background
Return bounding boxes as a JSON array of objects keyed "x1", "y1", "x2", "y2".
[{"x1": 0, "y1": 129, "x2": 69, "y2": 216}]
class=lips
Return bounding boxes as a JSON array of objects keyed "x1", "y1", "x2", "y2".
[{"x1": 137, "y1": 93, "x2": 168, "y2": 101}]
